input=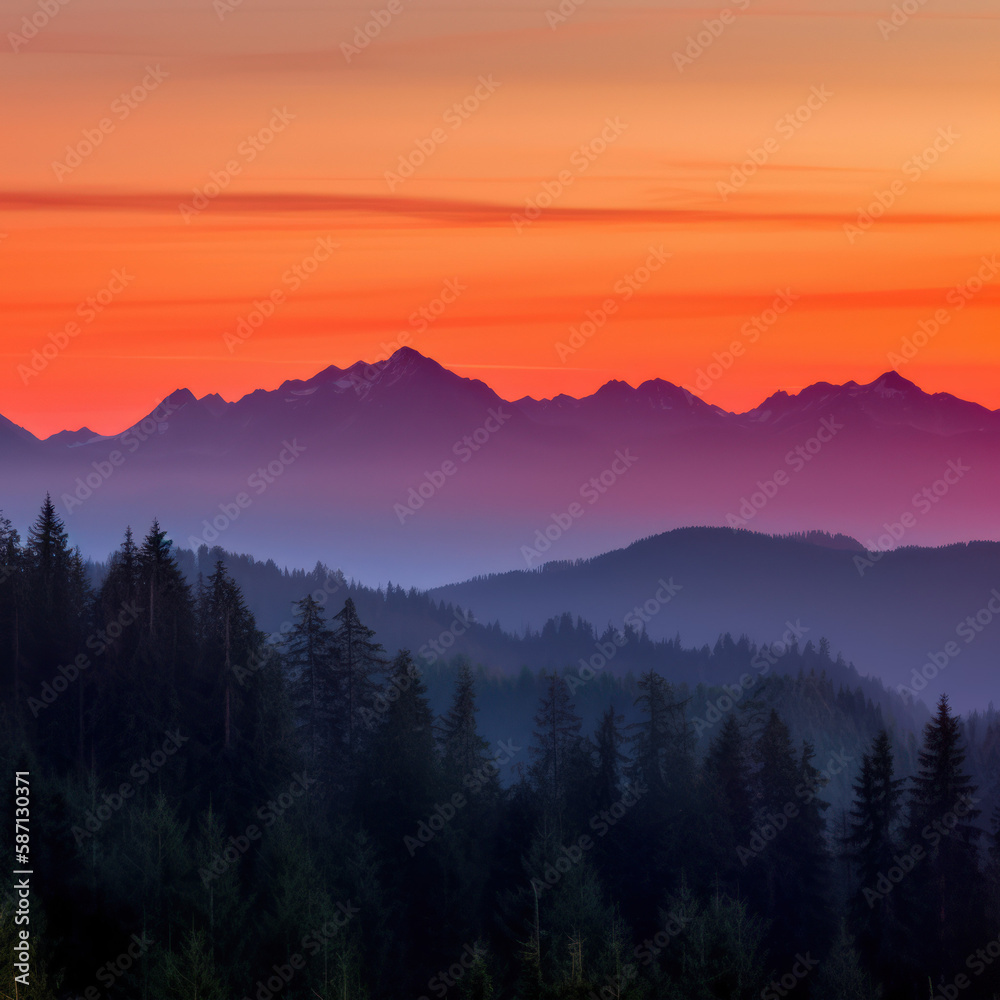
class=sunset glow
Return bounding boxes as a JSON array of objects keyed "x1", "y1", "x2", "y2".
[{"x1": 3, "y1": 0, "x2": 999, "y2": 436}]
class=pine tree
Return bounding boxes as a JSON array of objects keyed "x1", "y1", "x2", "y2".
[
  {"x1": 811, "y1": 921, "x2": 882, "y2": 1000},
  {"x1": 284, "y1": 595, "x2": 338, "y2": 777},
  {"x1": 656, "y1": 880, "x2": 768, "y2": 1000},
  {"x1": 590, "y1": 706, "x2": 623, "y2": 805},
  {"x1": 703, "y1": 714, "x2": 754, "y2": 874},
  {"x1": 0, "y1": 511, "x2": 22, "y2": 706},
  {"x1": 359, "y1": 650, "x2": 442, "y2": 992},
  {"x1": 331, "y1": 597, "x2": 387, "y2": 758},
  {"x1": 905, "y1": 693, "x2": 983, "y2": 982},
  {"x1": 848, "y1": 729, "x2": 905, "y2": 977},
  {"x1": 529, "y1": 671, "x2": 590, "y2": 824},
  {"x1": 199, "y1": 561, "x2": 257, "y2": 753},
  {"x1": 625, "y1": 671, "x2": 697, "y2": 910},
  {"x1": 747, "y1": 710, "x2": 830, "y2": 961},
  {"x1": 22, "y1": 497, "x2": 90, "y2": 765},
  {"x1": 138, "y1": 520, "x2": 196, "y2": 678},
  {"x1": 439, "y1": 658, "x2": 493, "y2": 787},
  {"x1": 627, "y1": 670, "x2": 693, "y2": 798}
]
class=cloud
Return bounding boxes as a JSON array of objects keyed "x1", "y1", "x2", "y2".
[{"x1": 3, "y1": 189, "x2": 998, "y2": 232}]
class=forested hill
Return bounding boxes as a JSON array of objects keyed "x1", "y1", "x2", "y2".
[
  {"x1": 427, "y1": 526, "x2": 1000, "y2": 712},
  {"x1": 5, "y1": 503, "x2": 1000, "y2": 999},
  {"x1": 87, "y1": 540, "x2": 938, "y2": 814},
  {"x1": 91, "y1": 540, "x2": 927, "y2": 736}
]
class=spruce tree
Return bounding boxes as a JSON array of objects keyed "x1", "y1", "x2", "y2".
[
  {"x1": 848, "y1": 729, "x2": 905, "y2": 977},
  {"x1": 439, "y1": 658, "x2": 493, "y2": 787},
  {"x1": 905, "y1": 694, "x2": 983, "y2": 981},
  {"x1": 703, "y1": 714, "x2": 754, "y2": 875},
  {"x1": 284, "y1": 595, "x2": 338, "y2": 777},
  {"x1": 529, "y1": 671, "x2": 590, "y2": 825},
  {"x1": 594, "y1": 705, "x2": 627, "y2": 810},
  {"x1": 331, "y1": 597, "x2": 387, "y2": 758}
]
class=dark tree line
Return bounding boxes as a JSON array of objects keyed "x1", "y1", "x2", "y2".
[{"x1": 0, "y1": 500, "x2": 998, "y2": 999}]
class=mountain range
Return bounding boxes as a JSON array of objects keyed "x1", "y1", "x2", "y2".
[{"x1": 2, "y1": 349, "x2": 999, "y2": 587}]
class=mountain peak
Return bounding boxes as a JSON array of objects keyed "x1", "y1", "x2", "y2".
[{"x1": 867, "y1": 370, "x2": 920, "y2": 394}]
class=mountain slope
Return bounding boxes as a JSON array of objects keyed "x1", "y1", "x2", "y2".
[
  {"x1": 2, "y1": 352, "x2": 999, "y2": 586},
  {"x1": 429, "y1": 526, "x2": 1000, "y2": 712}
]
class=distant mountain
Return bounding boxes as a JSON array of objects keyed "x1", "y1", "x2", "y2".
[
  {"x1": 2, "y1": 349, "x2": 1000, "y2": 586},
  {"x1": 429, "y1": 526, "x2": 1000, "y2": 712},
  {"x1": 742, "y1": 370, "x2": 998, "y2": 436}
]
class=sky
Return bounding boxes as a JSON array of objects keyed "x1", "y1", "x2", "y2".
[{"x1": 2, "y1": 0, "x2": 1000, "y2": 438}]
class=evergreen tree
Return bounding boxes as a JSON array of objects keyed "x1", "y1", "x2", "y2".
[
  {"x1": 529, "y1": 671, "x2": 590, "y2": 825},
  {"x1": 905, "y1": 694, "x2": 983, "y2": 983},
  {"x1": 748, "y1": 710, "x2": 831, "y2": 961},
  {"x1": 0, "y1": 511, "x2": 23, "y2": 706},
  {"x1": 138, "y1": 520, "x2": 196, "y2": 678},
  {"x1": 625, "y1": 671, "x2": 697, "y2": 913},
  {"x1": 848, "y1": 729, "x2": 905, "y2": 982},
  {"x1": 284, "y1": 594, "x2": 338, "y2": 778},
  {"x1": 439, "y1": 658, "x2": 493, "y2": 787},
  {"x1": 811, "y1": 922, "x2": 882, "y2": 1000},
  {"x1": 332, "y1": 597, "x2": 387, "y2": 759},
  {"x1": 594, "y1": 705, "x2": 627, "y2": 810},
  {"x1": 703, "y1": 714, "x2": 754, "y2": 876}
]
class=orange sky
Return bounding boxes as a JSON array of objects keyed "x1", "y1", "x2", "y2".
[{"x1": 2, "y1": 0, "x2": 999, "y2": 437}]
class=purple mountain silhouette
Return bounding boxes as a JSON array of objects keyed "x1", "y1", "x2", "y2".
[{"x1": 1, "y1": 349, "x2": 998, "y2": 586}]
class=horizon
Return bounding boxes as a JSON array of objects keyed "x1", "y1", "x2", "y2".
[
  {"x1": 3, "y1": 346, "x2": 978, "y2": 439},
  {"x1": 5, "y1": 0, "x2": 1000, "y2": 440},
  {"x1": 7, "y1": 2, "x2": 1000, "y2": 993}
]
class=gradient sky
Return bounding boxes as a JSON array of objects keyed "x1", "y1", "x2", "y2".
[{"x1": 2, "y1": 0, "x2": 999, "y2": 437}]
